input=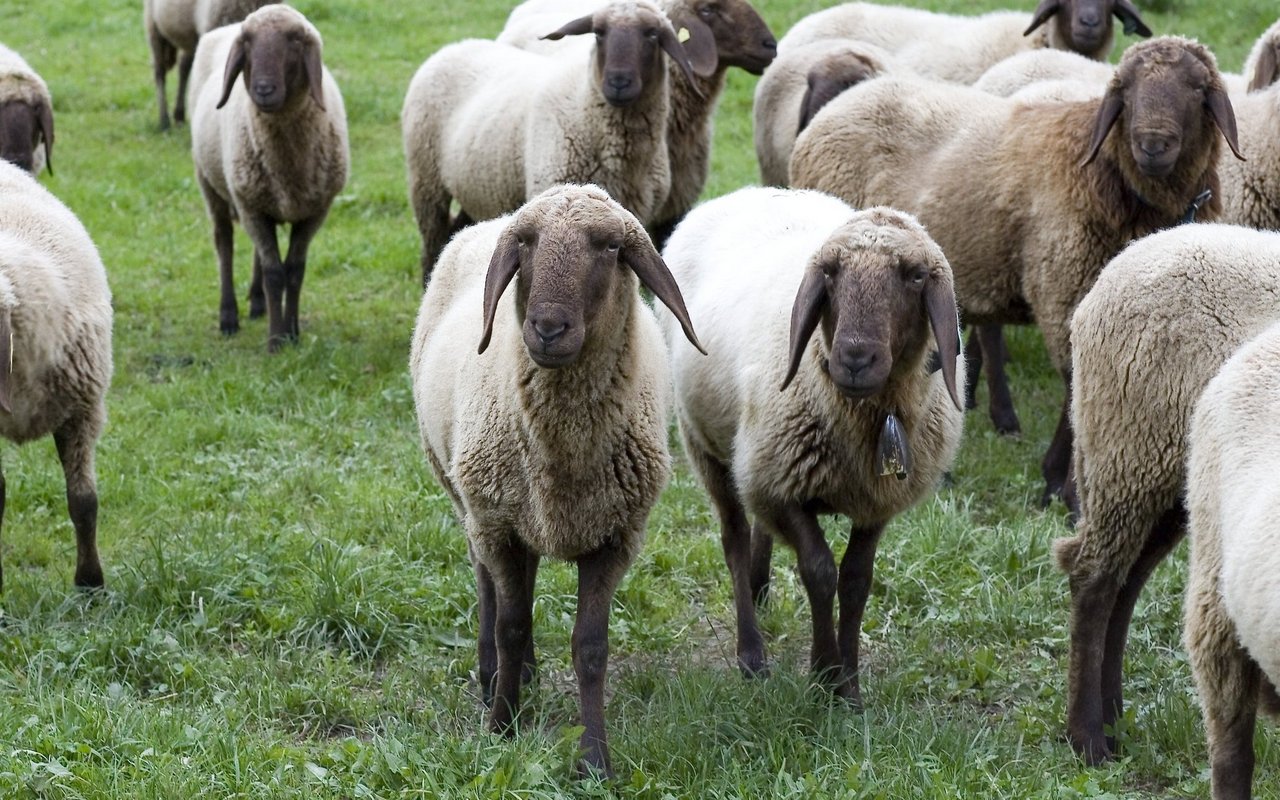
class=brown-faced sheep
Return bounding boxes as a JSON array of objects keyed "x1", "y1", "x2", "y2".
[
  {"x1": 0, "y1": 161, "x2": 113, "y2": 592},
  {"x1": 0, "y1": 43, "x2": 53, "y2": 175},
  {"x1": 1220, "y1": 20, "x2": 1280, "y2": 230},
  {"x1": 403, "y1": 0, "x2": 702, "y2": 284},
  {"x1": 1059, "y1": 223, "x2": 1280, "y2": 765},
  {"x1": 790, "y1": 37, "x2": 1243, "y2": 508},
  {"x1": 410, "y1": 184, "x2": 703, "y2": 778},
  {"x1": 661, "y1": 188, "x2": 964, "y2": 704},
  {"x1": 188, "y1": 5, "x2": 348, "y2": 351}
]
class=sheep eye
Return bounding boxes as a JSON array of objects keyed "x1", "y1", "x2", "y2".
[
  {"x1": 605, "y1": 242, "x2": 621, "y2": 252},
  {"x1": 698, "y1": 4, "x2": 716, "y2": 19},
  {"x1": 645, "y1": 29, "x2": 659, "y2": 41}
]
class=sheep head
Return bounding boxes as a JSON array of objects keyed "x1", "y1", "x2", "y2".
[
  {"x1": 0, "y1": 94, "x2": 53, "y2": 175},
  {"x1": 478, "y1": 185, "x2": 703, "y2": 368},
  {"x1": 1082, "y1": 37, "x2": 1243, "y2": 182},
  {"x1": 1245, "y1": 22, "x2": 1280, "y2": 92},
  {"x1": 542, "y1": 1, "x2": 700, "y2": 107},
  {"x1": 781, "y1": 208, "x2": 963, "y2": 413},
  {"x1": 798, "y1": 49, "x2": 883, "y2": 135},
  {"x1": 1025, "y1": 0, "x2": 1152, "y2": 60},
  {"x1": 217, "y1": 5, "x2": 326, "y2": 113},
  {"x1": 665, "y1": 0, "x2": 777, "y2": 78}
]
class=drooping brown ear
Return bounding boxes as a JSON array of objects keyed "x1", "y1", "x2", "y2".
[
  {"x1": 1113, "y1": 0, "x2": 1152, "y2": 37},
  {"x1": 478, "y1": 228, "x2": 521, "y2": 354},
  {"x1": 620, "y1": 224, "x2": 705, "y2": 353},
  {"x1": 1206, "y1": 87, "x2": 1245, "y2": 161},
  {"x1": 541, "y1": 14, "x2": 595, "y2": 40},
  {"x1": 35, "y1": 99, "x2": 53, "y2": 175},
  {"x1": 656, "y1": 21, "x2": 705, "y2": 97},
  {"x1": 1248, "y1": 43, "x2": 1279, "y2": 92},
  {"x1": 216, "y1": 36, "x2": 247, "y2": 109},
  {"x1": 798, "y1": 77, "x2": 844, "y2": 135},
  {"x1": 303, "y1": 41, "x2": 326, "y2": 111},
  {"x1": 0, "y1": 306, "x2": 12, "y2": 414},
  {"x1": 923, "y1": 272, "x2": 963, "y2": 412},
  {"x1": 780, "y1": 268, "x2": 826, "y2": 391},
  {"x1": 1080, "y1": 85, "x2": 1124, "y2": 166},
  {"x1": 666, "y1": 9, "x2": 718, "y2": 78},
  {"x1": 1023, "y1": 0, "x2": 1060, "y2": 36}
]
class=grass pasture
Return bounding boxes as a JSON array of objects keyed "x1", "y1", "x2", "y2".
[{"x1": 0, "y1": 0, "x2": 1277, "y2": 796}]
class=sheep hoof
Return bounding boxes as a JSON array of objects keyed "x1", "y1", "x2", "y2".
[
  {"x1": 992, "y1": 415, "x2": 1021, "y2": 437},
  {"x1": 220, "y1": 315, "x2": 240, "y2": 336},
  {"x1": 1068, "y1": 731, "x2": 1113, "y2": 766},
  {"x1": 575, "y1": 752, "x2": 614, "y2": 782},
  {"x1": 248, "y1": 296, "x2": 266, "y2": 319},
  {"x1": 73, "y1": 564, "x2": 105, "y2": 591},
  {"x1": 738, "y1": 652, "x2": 769, "y2": 679}
]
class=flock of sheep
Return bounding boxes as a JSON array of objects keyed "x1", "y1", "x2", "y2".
[{"x1": 1, "y1": 0, "x2": 1278, "y2": 793}]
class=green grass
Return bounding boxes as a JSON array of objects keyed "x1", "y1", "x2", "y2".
[{"x1": 0, "y1": 0, "x2": 1275, "y2": 796}]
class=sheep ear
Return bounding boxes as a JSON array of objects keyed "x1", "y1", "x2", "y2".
[
  {"x1": 304, "y1": 42, "x2": 326, "y2": 111},
  {"x1": 924, "y1": 273, "x2": 964, "y2": 412},
  {"x1": 1023, "y1": 0, "x2": 1060, "y2": 36},
  {"x1": 797, "y1": 77, "x2": 843, "y2": 135},
  {"x1": 0, "y1": 306, "x2": 12, "y2": 414},
  {"x1": 1248, "y1": 43, "x2": 1279, "y2": 92},
  {"x1": 1206, "y1": 87, "x2": 1245, "y2": 161},
  {"x1": 1080, "y1": 86, "x2": 1123, "y2": 167},
  {"x1": 657, "y1": 22, "x2": 705, "y2": 97},
  {"x1": 541, "y1": 14, "x2": 594, "y2": 40},
  {"x1": 781, "y1": 268, "x2": 826, "y2": 391},
  {"x1": 479, "y1": 229, "x2": 521, "y2": 355},
  {"x1": 666, "y1": 10, "x2": 718, "y2": 78},
  {"x1": 1112, "y1": 0, "x2": 1152, "y2": 37},
  {"x1": 35, "y1": 99, "x2": 53, "y2": 176},
  {"x1": 216, "y1": 36, "x2": 247, "y2": 109},
  {"x1": 620, "y1": 228, "x2": 705, "y2": 354}
]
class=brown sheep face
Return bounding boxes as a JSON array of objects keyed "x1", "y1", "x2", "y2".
[
  {"x1": 216, "y1": 9, "x2": 326, "y2": 113},
  {"x1": 782, "y1": 211, "x2": 963, "y2": 411},
  {"x1": 668, "y1": 0, "x2": 777, "y2": 77},
  {"x1": 0, "y1": 99, "x2": 51, "y2": 174},
  {"x1": 1025, "y1": 0, "x2": 1151, "y2": 57},
  {"x1": 798, "y1": 51, "x2": 880, "y2": 134},
  {"x1": 543, "y1": 5, "x2": 698, "y2": 107},
  {"x1": 478, "y1": 187, "x2": 702, "y2": 368}
]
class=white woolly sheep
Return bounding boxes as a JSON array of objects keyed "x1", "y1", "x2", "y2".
[
  {"x1": 974, "y1": 48, "x2": 1112, "y2": 97},
  {"x1": 403, "y1": 0, "x2": 702, "y2": 283},
  {"x1": 661, "y1": 187, "x2": 964, "y2": 704},
  {"x1": 188, "y1": 4, "x2": 349, "y2": 352},
  {"x1": 1057, "y1": 223, "x2": 1280, "y2": 765},
  {"x1": 1219, "y1": 20, "x2": 1280, "y2": 229},
  {"x1": 494, "y1": 0, "x2": 777, "y2": 243},
  {"x1": 410, "y1": 183, "x2": 703, "y2": 778},
  {"x1": 1184, "y1": 319, "x2": 1280, "y2": 800},
  {"x1": 0, "y1": 43, "x2": 53, "y2": 175},
  {"x1": 790, "y1": 37, "x2": 1244, "y2": 511},
  {"x1": 143, "y1": 0, "x2": 276, "y2": 130},
  {"x1": 753, "y1": 39, "x2": 892, "y2": 187},
  {"x1": 0, "y1": 160, "x2": 113, "y2": 592},
  {"x1": 778, "y1": 0, "x2": 1151, "y2": 84}
]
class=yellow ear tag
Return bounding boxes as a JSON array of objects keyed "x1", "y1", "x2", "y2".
[{"x1": 677, "y1": 27, "x2": 691, "y2": 43}]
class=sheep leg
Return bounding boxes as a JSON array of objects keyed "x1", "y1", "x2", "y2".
[
  {"x1": 1039, "y1": 375, "x2": 1074, "y2": 508},
  {"x1": 836, "y1": 524, "x2": 885, "y2": 709},
  {"x1": 0, "y1": 460, "x2": 5, "y2": 592},
  {"x1": 977, "y1": 325, "x2": 1020, "y2": 435},
  {"x1": 572, "y1": 546, "x2": 629, "y2": 779},
  {"x1": 768, "y1": 505, "x2": 846, "y2": 698},
  {"x1": 54, "y1": 415, "x2": 103, "y2": 590},
  {"x1": 748, "y1": 521, "x2": 773, "y2": 608},
  {"x1": 519, "y1": 548, "x2": 539, "y2": 686},
  {"x1": 409, "y1": 174, "x2": 451, "y2": 287},
  {"x1": 1098, "y1": 507, "x2": 1185, "y2": 752},
  {"x1": 485, "y1": 539, "x2": 537, "y2": 737},
  {"x1": 197, "y1": 176, "x2": 239, "y2": 335},
  {"x1": 148, "y1": 28, "x2": 176, "y2": 131},
  {"x1": 283, "y1": 214, "x2": 327, "y2": 342},
  {"x1": 1064, "y1": 566, "x2": 1121, "y2": 764},
  {"x1": 173, "y1": 49, "x2": 194, "y2": 125},
  {"x1": 470, "y1": 542, "x2": 499, "y2": 707},
  {"x1": 248, "y1": 252, "x2": 266, "y2": 319},
  {"x1": 241, "y1": 214, "x2": 288, "y2": 352},
  {"x1": 963, "y1": 327, "x2": 982, "y2": 411}
]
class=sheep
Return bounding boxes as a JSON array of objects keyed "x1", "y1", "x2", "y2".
[
  {"x1": 0, "y1": 160, "x2": 113, "y2": 592},
  {"x1": 1057, "y1": 223, "x2": 1280, "y2": 765},
  {"x1": 0, "y1": 43, "x2": 53, "y2": 175},
  {"x1": 494, "y1": 0, "x2": 778, "y2": 244},
  {"x1": 1222, "y1": 18, "x2": 1280, "y2": 95},
  {"x1": 143, "y1": 0, "x2": 276, "y2": 130},
  {"x1": 778, "y1": 0, "x2": 1151, "y2": 85},
  {"x1": 403, "y1": 1, "x2": 703, "y2": 284},
  {"x1": 974, "y1": 48, "x2": 1112, "y2": 97},
  {"x1": 188, "y1": 4, "x2": 348, "y2": 352},
  {"x1": 1183, "y1": 319, "x2": 1280, "y2": 800},
  {"x1": 753, "y1": 40, "x2": 892, "y2": 187},
  {"x1": 410, "y1": 183, "x2": 704, "y2": 778},
  {"x1": 790, "y1": 36, "x2": 1244, "y2": 509},
  {"x1": 1219, "y1": 20, "x2": 1280, "y2": 230},
  {"x1": 661, "y1": 187, "x2": 964, "y2": 704}
]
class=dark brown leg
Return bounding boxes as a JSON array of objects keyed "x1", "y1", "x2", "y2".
[
  {"x1": 0, "y1": 460, "x2": 5, "y2": 592},
  {"x1": 963, "y1": 326, "x2": 983, "y2": 411},
  {"x1": 1098, "y1": 508, "x2": 1185, "y2": 752},
  {"x1": 470, "y1": 542, "x2": 498, "y2": 706},
  {"x1": 248, "y1": 251, "x2": 266, "y2": 319},
  {"x1": 149, "y1": 30, "x2": 176, "y2": 131},
  {"x1": 241, "y1": 213, "x2": 287, "y2": 352},
  {"x1": 977, "y1": 324, "x2": 1020, "y2": 435},
  {"x1": 54, "y1": 415, "x2": 103, "y2": 590},
  {"x1": 198, "y1": 176, "x2": 239, "y2": 335},
  {"x1": 1065, "y1": 566, "x2": 1121, "y2": 764},
  {"x1": 486, "y1": 540, "x2": 537, "y2": 737},
  {"x1": 572, "y1": 546, "x2": 630, "y2": 779},
  {"x1": 748, "y1": 521, "x2": 773, "y2": 608},
  {"x1": 768, "y1": 505, "x2": 846, "y2": 698},
  {"x1": 173, "y1": 49, "x2": 194, "y2": 124},
  {"x1": 836, "y1": 524, "x2": 885, "y2": 708},
  {"x1": 283, "y1": 214, "x2": 326, "y2": 342},
  {"x1": 519, "y1": 547, "x2": 539, "y2": 685},
  {"x1": 1040, "y1": 373, "x2": 1074, "y2": 508}
]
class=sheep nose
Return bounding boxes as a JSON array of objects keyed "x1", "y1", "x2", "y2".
[
  {"x1": 1139, "y1": 137, "x2": 1169, "y2": 157},
  {"x1": 1079, "y1": 11, "x2": 1101, "y2": 27},
  {"x1": 607, "y1": 72, "x2": 633, "y2": 92},
  {"x1": 839, "y1": 345, "x2": 877, "y2": 376},
  {"x1": 763, "y1": 37, "x2": 778, "y2": 52},
  {"x1": 252, "y1": 80, "x2": 277, "y2": 99},
  {"x1": 533, "y1": 319, "x2": 568, "y2": 346}
]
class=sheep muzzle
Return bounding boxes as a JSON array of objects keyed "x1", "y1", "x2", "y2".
[{"x1": 523, "y1": 303, "x2": 585, "y2": 367}]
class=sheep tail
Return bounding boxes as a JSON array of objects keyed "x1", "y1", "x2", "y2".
[{"x1": 1052, "y1": 534, "x2": 1084, "y2": 574}]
